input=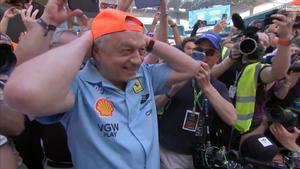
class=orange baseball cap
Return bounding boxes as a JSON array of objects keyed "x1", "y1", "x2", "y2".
[{"x1": 91, "y1": 9, "x2": 144, "y2": 40}]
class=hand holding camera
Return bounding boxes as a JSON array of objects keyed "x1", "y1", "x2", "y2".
[{"x1": 270, "y1": 123, "x2": 300, "y2": 152}]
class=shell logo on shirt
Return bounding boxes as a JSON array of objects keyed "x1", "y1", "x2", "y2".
[{"x1": 95, "y1": 98, "x2": 114, "y2": 117}]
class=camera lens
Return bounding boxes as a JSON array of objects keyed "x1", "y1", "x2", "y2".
[{"x1": 239, "y1": 38, "x2": 257, "y2": 55}]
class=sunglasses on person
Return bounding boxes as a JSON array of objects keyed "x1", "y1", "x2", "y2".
[
  {"x1": 100, "y1": 2, "x2": 117, "y2": 9},
  {"x1": 194, "y1": 47, "x2": 216, "y2": 56}
]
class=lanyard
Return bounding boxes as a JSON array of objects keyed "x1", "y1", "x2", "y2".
[
  {"x1": 233, "y1": 64, "x2": 248, "y2": 87},
  {"x1": 192, "y1": 79, "x2": 203, "y2": 112}
]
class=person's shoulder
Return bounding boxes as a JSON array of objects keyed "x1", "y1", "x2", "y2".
[{"x1": 211, "y1": 78, "x2": 228, "y2": 92}]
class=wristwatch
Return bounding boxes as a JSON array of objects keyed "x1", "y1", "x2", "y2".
[
  {"x1": 37, "y1": 18, "x2": 57, "y2": 37},
  {"x1": 0, "y1": 135, "x2": 8, "y2": 146},
  {"x1": 170, "y1": 23, "x2": 177, "y2": 28},
  {"x1": 146, "y1": 38, "x2": 155, "y2": 52}
]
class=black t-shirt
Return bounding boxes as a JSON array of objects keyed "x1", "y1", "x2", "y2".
[
  {"x1": 158, "y1": 78, "x2": 232, "y2": 155},
  {"x1": 41, "y1": 123, "x2": 72, "y2": 162}
]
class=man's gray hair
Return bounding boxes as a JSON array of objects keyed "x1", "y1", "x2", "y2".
[{"x1": 94, "y1": 34, "x2": 111, "y2": 51}]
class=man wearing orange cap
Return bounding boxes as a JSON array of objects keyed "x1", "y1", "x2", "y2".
[{"x1": 4, "y1": 0, "x2": 206, "y2": 169}]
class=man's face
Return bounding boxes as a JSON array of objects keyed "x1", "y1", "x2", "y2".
[
  {"x1": 195, "y1": 40, "x2": 220, "y2": 68},
  {"x1": 93, "y1": 31, "x2": 146, "y2": 87},
  {"x1": 183, "y1": 41, "x2": 196, "y2": 56}
]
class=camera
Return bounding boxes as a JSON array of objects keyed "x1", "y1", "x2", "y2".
[
  {"x1": 193, "y1": 142, "x2": 245, "y2": 169},
  {"x1": 192, "y1": 141, "x2": 295, "y2": 169},
  {"x1": 239, "y1": 38, "x2": 257, "y2": 56},
  {"x1": 288, "y1": 62, "x2": 300, "y2": 73},
  {"x1": 267, "y1": 105, "x2": 299, "y2": 130}
]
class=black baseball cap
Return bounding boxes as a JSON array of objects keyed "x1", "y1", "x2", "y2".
[{"x1": 240, "y1": 134, "x2": 285, "y2": 162}]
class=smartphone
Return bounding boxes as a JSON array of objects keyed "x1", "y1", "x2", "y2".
[
  {"x1": 192, "y1": 51, "x2": 206, "y2": 61},
  {"x1": 222, "y1": 13, "x2": 227, "y2": 21},
  {"x1": 68, "y1": 0, "x2": 99, "y2": 17},
  {"x1": 135, "y1": 0, "x2": 160, "y2": 9},
  {"x1": 30, "y1": 2, "x2": 44, "y2": 19}
]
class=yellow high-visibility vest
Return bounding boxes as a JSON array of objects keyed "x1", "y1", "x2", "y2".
[
  {"x1": 234, "y1": 63, "x2": 264, "y2": 132},
  {"x1": 221, "y1": 46, "x2": 229, "y2": 60}
]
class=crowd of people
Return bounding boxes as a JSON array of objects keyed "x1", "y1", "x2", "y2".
[{"x1": 0, "y1": 0, "x2": 300, "y2": 169}]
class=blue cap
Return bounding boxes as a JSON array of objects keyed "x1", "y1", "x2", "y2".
[{"x1": 195, "y1": 31, "x2": 221, "y2": 50}]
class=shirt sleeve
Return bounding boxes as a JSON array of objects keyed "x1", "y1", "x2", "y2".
[
  {"x1": 146, "y1": 63, "x2": 171, "y2": 95},
  {"x1": 213, "y1": 79, "x2": 232, "y2": 103}
]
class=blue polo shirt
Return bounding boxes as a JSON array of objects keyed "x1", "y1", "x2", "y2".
[{"x1": 38, "y1": 59, "x2": 171, "y2": 169}]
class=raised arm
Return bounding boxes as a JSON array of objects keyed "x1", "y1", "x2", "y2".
[
  {"x1": 15, "y1": 0, "x2": 82, "y2": 65},
  {"x1": 4, "y1": 31, "x2": 93, "y2": 116},
  {"x1": 260, "y1": 14, "x2": 292, "y2": 84},
  {"x1": 117, "y1": 0, "x2": 133, "y2": 12},
  {"x1": 0, "y1": 7, "x2": 18, "y2": 34},
  {"x1": 168, "y1": 15, "x2": 182, "y2": 45},
  {"x1": 196, "y1": 64, "x2": 236, "y2": 125},
  {"x1": 148, "y1": 36, "x2": 202, "y2": 86},
  {"x1": 156, "y1": 0, "x2": 168, "y2": 43}
]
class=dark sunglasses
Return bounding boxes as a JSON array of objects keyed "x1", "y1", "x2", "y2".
[
  {"x1": 194, "y1": 47, "x2": 216, "y2": 56},
  {"x1": 100, "y1": 2, "x2": 117, "y2": 9}
]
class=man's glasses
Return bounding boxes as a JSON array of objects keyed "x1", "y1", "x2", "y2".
[{"x1": 194, "y1": 47, "x2": 216, "y2": 56}]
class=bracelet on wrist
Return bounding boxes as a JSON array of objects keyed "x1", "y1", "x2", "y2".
[
  {"x1": 37, "y1": 18, "x2": 57, "y2": 37},
  {"x1": 160, "y1": 12, "x2": 168, "y2": 17},
  {"x1": 170, "y1": 23, "x2": 176, "y2": 28},
  {"x1": 146, "y1": 38, "x2": 155, "y2": 52},
  {"x1": 277, "y1": 38, "x2": 291, "y2": 46}
]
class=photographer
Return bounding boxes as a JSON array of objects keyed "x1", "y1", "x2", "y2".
[
  {"x1": 270, "y1": 38, "x2": 300, "y2": 105},
  {"x1": 211, "y1": 13, "x2": 292, "y2": 133},
  {"x1": 270, "y1": 123, "x2": 300, "y2": 168},
  {"x1": 240, "y1": 133, "x2": 294, "y2": 169},
  {"x1": 158, "y1": 32, "x2": 236, "y2": 169}
]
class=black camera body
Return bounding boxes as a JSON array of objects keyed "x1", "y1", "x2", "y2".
[
  {"x1": 288, "y1": 62, "x2": 300, "y2": 73},
  {"x1": 193, "y1": 142, "x2": 245, "y2": 169},
  {"x1": 267, "y1": 105, "x2": 299, "y2": 130}
]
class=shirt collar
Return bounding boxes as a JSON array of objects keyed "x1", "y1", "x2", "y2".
[{"x1": 78, "y1": 59, "x2": 143, "y2": 88}]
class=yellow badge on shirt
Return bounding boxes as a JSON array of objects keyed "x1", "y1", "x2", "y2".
[{"x1": 133, "y1": 80, "x2": 143, "y2": 94}]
